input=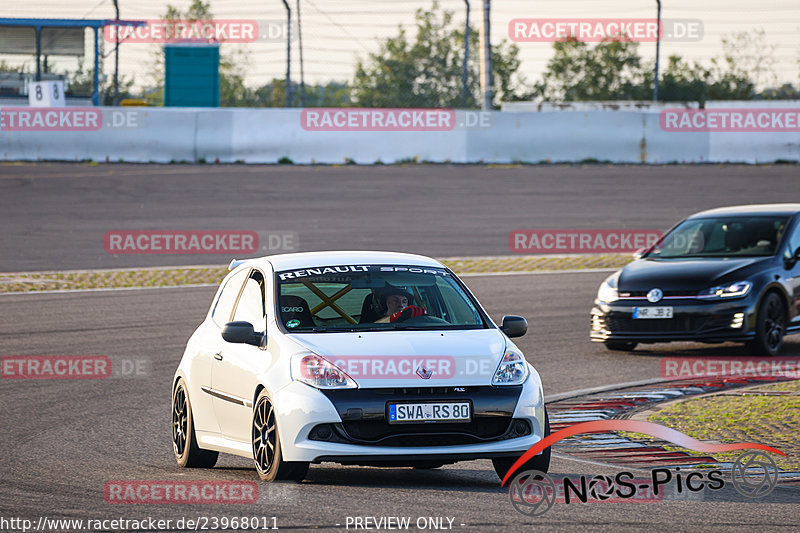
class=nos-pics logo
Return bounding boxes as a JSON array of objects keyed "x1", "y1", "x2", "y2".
[
  {"x1": 501, "y1": 420, "x2": 783, "y2": 517},
  {"x1": 509, "y1": 451, "x2": 778, "y2": 517}
]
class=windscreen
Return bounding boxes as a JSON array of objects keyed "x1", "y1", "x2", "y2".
[
  {"x1": 276, "y1": 264, "x2": 486, "y2": 332},
  {"x1": 647, "y1": 216, "x2": 789, "y2": 259}
]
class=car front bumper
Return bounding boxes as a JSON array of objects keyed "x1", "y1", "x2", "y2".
[
  {"x1": 590, "y1": 297, "x2": 758, "y2": 344},
  {"x1": 273, "y1": 370, "x2": 546, "y2": 463}
]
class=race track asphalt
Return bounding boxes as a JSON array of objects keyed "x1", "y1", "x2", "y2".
[{"x1": 1, "y1": 163, "x2": 799, "y2": 271}]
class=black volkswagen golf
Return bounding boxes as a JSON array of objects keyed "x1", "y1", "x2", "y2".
[{"x1": 591, "y1": 204, "x2": 800, "y2": 355}]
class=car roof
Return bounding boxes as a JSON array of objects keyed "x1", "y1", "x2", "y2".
[
  {"x1": 690, "y1": 204, "x2": 800, "y2": 218},
  {"x1": 232, "y1": 251, "x2": 446, "y2": 272}
]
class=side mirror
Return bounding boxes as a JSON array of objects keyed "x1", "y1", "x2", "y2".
[
  {"x1": 222, "y1": 321, "x2": 266, "y2": 347},
  {"x1": 784, "y1": 246, "x2": 800, "y2": 268},
  {"x1": 500, "y1": 315, "x2": 527, "y2": 338}
]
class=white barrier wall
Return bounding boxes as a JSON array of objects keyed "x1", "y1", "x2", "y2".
[{"x1": 0, "y1": 106, "x2": 798, "y2": 164}]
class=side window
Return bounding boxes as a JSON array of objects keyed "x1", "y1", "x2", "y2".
[
  {"x1": 232, "y1": 272, "x2": 266, "y2": 328},
  {"x1": 705, "y1": 223, "x2": 727, "y2": 253},
  {"x1": 784, "y1": 220, "x2": 800, "y2": 261},
  {"x1": 212, "y1": 269, "x2": 248, "y2": 327}
]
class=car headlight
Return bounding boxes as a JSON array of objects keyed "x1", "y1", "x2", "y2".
[
  {"x1": 597, "y1": 272, "x2": 620, "y2": 303},
  {"x1": 492, "y1": 351, "x2": 529, "y2": 386},
  {"x1": 291, "y1": 353, "x2": 358, "y2": 389},
  {"x1": 697, "y1": 281, "x2": 752, "y2": 299}
]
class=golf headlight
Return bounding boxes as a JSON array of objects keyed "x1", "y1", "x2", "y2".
[
  {"x1": 291, "y1": 353, "x2": 358, "y2": 389},
  {"x1": 492, "y1": 351, "x2": 529, "y2": 386},
  {"x1": 697, "y1": 281, "x2": 752, "y2": 299},
  {"x1": 597, "y1": 273, "x2": 620, "y2": 303}
]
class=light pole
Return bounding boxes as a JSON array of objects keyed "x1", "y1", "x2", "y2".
[
  {"x1": 281, "y1": 0, "x2": 291, "y2": 107},
  {"x1": 479, "y1": 0, "x2": 492, "y2": 110},
  {"x1": 113, "y1": 0, "x2": 120, "y2": 105},
  {"x1": 296, "y1": 0, "x2": 305, "y2": 106},
  {"x1": 462, "y1": 0, "x2": 470, "y2": 107},
  {"x1": 653, "y1": 0, "x2": 661, "y2": 101}
]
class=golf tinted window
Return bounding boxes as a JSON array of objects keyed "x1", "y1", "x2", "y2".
[{"x1": 648, "y1": 216, "x2": 790, "y2": 258}]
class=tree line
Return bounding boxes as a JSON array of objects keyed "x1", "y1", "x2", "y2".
[{"x1": 5, "y1": 0, "x2": 798, "y2": 107}]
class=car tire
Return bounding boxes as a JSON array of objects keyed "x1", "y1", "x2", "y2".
[
  {"x1": 746, "y1": 292, "x2": 786, "y2": 356},
  {"x1": 172, "y1": 379, "x2": 219, "y2": 468},
  {"x1": 252, "y1": 389, "x2": 309, "y2": 482},
  {"x1": 605, "y1": 341, "x2": 637, "y2": 352},
  {"x1": 492, "y1": 409, "x2": 551, "y2": 481}
]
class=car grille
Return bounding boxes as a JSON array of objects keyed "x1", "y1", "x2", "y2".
[
  {"x1": 309, "y1": 417, "x2": 528, "y2": 447},
  {"x1": 599, "y1": 313, "x2": 735, "y2": 335},
  {"x1": 621, "y1": 290, "x2": 697, "y2": 298},
  {"x1": 606, "y1": 315, "x2": 708, "y2": 333},
  {"x1": 345, "y1": 416, "x2": 511, "y2": 442},
  {"x1": 315, "y1": 386, "x2": 525, "y2": 447}
]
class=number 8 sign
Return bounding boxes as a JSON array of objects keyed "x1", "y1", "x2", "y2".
[{"x1": 28, "y1": 80, "x2": 66, "y2": 107}]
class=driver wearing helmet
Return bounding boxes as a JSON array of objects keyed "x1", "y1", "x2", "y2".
[{"x1": 374, "y1": 286, "x2": 427, "y2": 323}]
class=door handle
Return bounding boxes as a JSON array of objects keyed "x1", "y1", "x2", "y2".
[{"x1": 214, "y1": 352, "x2": 223, "y2": 361}]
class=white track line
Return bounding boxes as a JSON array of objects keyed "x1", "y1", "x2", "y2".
[
  {"x1": 546, "y1": 378, "x2": 674, "y2": 403},
  {"x1": 459, "y1": 268, "x2": 617, "y2": 277}
]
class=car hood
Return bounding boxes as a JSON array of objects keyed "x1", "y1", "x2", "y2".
[
  {"x1": 619, "y1": 256, "x2": 770, "y2": 293},
  {"x1": 287, "y1": 329, "x2": 508, "y2": 387}
]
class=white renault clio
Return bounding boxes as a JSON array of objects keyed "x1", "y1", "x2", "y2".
[{"x1": 172, "y1": 251, "x2": 549, "y2": 482}]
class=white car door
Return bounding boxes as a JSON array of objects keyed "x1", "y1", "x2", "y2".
[
  {"x1": 212, "y1": 268, "x2": 271, "y2": 443},
  {"x1": 191, "y1": 267, "x2": 249, "y2": 434}
]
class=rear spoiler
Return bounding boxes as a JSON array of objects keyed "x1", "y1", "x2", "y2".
[{"x1": 228, "y1": 258, "x2": 248, "y2": 271}]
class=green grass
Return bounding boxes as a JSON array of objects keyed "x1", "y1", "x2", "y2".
[{"x1": 642, "y1": 380, "x2": 800, "y2": 471}]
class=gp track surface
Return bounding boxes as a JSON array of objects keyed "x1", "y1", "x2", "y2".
[
  {"x1": 1, "y1": 274, "x2": 798, "y2": 531},
  {"x1": 1, "y1": 163, "x2": 800, "y2": 271}
]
